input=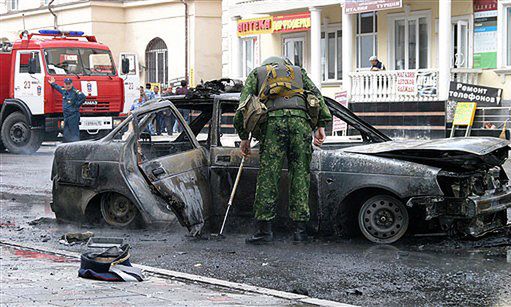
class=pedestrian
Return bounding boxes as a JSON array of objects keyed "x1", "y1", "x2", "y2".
[
  {"x1": 162, "y1": 85, "x2": 175, "y2": 136},
  {"x1": 48, "y1": 77, "x2": 86, "y2": 143},
  {"x1": 369, "y1": 55, "x2": 386, "y2": 71},
  {"x1": 152, "y1": 85, "x2": 166, "y2": 135},
  {"x1": 234, "y1": 56, "x2": 332, "y2": 244},
  {"x1": 173, "y1": 80, "x2": 190, "y2": 133},
  {"x1": 131, "y1": 86, "x2": 155, "y2": 134},
  {"x1": 145, "y1": 83, "x2": 155, "y2": 100}
]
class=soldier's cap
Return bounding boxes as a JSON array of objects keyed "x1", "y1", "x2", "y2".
[{"x1": 64, "y1": 78, "x2": 73, "y2": 84}]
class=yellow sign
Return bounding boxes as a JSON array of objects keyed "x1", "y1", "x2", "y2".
[
  {"x1": 453, "y1": 102, "x2": 477, "y2": 126},
  {"x1": 237, "y1": 16, "x2": 273, "y2": 37}
]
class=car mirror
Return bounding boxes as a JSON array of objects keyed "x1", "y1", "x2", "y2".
[
  {"x1": 28, "y1": 58, "x2": 38, "y2": 74},
  {"x1": 121, "y1": 58, "x2": 130, "y2": 75}
]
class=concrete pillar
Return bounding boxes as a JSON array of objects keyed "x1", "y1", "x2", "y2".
[
  {"x1": 309, "y1": 7, "x2": 322, "y2": 89},
  {"x1": 342, "y1": 5, "x2": 355, "y2": 97},
  {"x1": 438, "y1": 0, "x2": 451, "y2": 101},
  {"x1": 231, "y1": 15, "x2": 242, "y2": 79}
]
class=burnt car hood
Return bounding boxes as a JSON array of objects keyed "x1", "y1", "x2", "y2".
[{"x1": 344, "y1": 137, "x2": 510, "y2": 170}]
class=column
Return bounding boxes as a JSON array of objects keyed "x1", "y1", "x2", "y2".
[
  {"x1": 231, "y1": 15, "x2": 242, "y2": 79},
  {"x1": 438, "y1": 0, "x2": 451, "y2": 101},
  {"x1": 309, "y1": 7, "x2": 322, "y2": 89},
  {"x1": 342, "y1": 5, "x2": 355, "y2": 96}
]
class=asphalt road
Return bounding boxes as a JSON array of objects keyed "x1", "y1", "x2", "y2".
[{"x1": 1, "y1": 145, "x2": 510, "y2": 306}]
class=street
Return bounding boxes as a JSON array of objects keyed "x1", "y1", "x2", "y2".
[{"x1": 1, "y1": 145, "x2": 510, "y2": 306}]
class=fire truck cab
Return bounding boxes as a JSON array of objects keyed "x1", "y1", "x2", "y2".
[{"x1": 0, "y1": 30, "x2": 139, "y2": 154}]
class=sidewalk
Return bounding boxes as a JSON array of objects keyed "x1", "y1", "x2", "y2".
[{"x1": 0, "y1": 243, "x2": 349, "y2": 306}]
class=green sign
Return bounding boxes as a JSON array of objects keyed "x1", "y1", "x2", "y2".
[{"x1": 473, "y1": 12, "x2": 497, "y2": 69}]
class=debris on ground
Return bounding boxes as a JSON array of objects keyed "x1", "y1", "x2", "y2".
[
  {"x1": 41, "y1": 234, "x2": 51, "y2": 242},
  {"x1": 291, "y1": 287, "x2": 309, "y2": 296},
  {"x1": 59, "y1": 231, "x2": 94, "y2": 245},
  {"x1": 346, "y1": 288, "x2": 363, "y2": 296},
  {"x1": 28, "y1": 217, "x2": 54, "y2": 226}
]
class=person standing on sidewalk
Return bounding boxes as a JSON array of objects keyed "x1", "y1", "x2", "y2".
[
  {"x1": 48, "y1": 77, "x2": 86, "y2": 143},
  {"x1": 174, "y1": 80, "x2": 190, "y2": 133},
  {"x1": 234, "y1": 56, "x2": 332, "y2": 244}
]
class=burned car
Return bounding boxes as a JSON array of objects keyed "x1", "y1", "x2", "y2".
[{"x1": 51, "y1": 93, "x2": 511, "y2": 243}]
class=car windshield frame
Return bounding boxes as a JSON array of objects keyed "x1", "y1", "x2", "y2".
[{"x1": 44, "y1": 47, "x2": 117, "y2": 76}]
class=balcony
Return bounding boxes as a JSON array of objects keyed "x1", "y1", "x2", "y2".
[{"x1": 349, "y1": 68, "x2": 483, "y2": 103}]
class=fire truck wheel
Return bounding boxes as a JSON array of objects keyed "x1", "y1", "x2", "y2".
[{"x1": 1, "y1": 112, "x2": 43, "y2": 154}]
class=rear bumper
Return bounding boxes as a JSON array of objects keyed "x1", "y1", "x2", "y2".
[{"x1": 406, "y1": 185, "x2": 511, "y2": 220}]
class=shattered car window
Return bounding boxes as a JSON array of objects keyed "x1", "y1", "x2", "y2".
[
  {"x1": 219, "y1": 103, "x2": 241, "y2": 147},
  {"x1": 323, "y1": 112, "x2": 363, "y2": 144}
]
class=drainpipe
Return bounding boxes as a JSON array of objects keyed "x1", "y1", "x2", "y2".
[
  {"x1": 48, "y1": 0, "x2": 58, "y2": 30},
  {"x1": 181, "y1": 0, "x2": 189, "y2": 83}
]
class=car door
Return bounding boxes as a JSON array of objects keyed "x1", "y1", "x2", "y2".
[
  {"x1": 133, "y1": 103, "x2": 211, "y2": 235},
  {"x1": 14, "y1": 50, "x2": 45, "y2": 115},
  {"x1": 119, "y1": 53, "x2": 140, "y2": 114}
]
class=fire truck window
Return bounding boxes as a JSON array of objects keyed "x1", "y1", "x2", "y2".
[
  {"x1": 79, "y1": 49, "x2": 116, "y2": 76},
  {"x1": 45, "y1": 48, "x2": 83, "y2": 75},
  {"x1": 19, "y1": 52, "x2": 41, "y2": 74}
]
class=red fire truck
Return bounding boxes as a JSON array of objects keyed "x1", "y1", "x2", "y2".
[{"x1": 0, "y1": 30, "x2": 139, "y2": 154}]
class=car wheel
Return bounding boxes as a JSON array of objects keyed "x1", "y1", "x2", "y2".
[
  {"x1": 1, "y1": 112, "x2": 43, "y2": 154},
  {"x1": 100, "y1": 193, "x2": 139, "y2": 227},
  {"x1": 358, "y1": 195, "x2": 409, "y2": 244}
]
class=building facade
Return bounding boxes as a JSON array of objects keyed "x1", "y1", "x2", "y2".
[
  {"x1": 222, "y1": 0, "x2": 511, "y2": 138},
  {"x1": 0, "y1": 0, "x2": 223, "y2": 86}
]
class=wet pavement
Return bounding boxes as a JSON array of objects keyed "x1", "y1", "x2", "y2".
[
  {"x1": 1, "y1": 145, "x2": 511, "y2": 306},
  {"x1": 0, "y1": 244, "x2": 319, "y2": 306}
]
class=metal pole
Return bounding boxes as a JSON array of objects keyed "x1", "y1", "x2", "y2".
[{"x1": 219, "y1": 154, "x2": 247, "y2": 235}]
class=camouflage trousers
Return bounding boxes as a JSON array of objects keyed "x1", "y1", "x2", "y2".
[{"x1": 254, "y1": 115, "x2": 312, "y2": 222}]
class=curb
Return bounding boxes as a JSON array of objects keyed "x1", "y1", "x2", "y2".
[{"x1": 0, "y1": 240, "x2": 354, "y2": 307}]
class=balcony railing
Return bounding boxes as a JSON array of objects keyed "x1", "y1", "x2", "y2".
[{"x1": 349, "y1": 68, "x2": 483, "y2": 102}]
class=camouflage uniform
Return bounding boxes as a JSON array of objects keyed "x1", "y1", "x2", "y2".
[{"x1": 234, "y1": 66, "x2": 332, "y2": 222}]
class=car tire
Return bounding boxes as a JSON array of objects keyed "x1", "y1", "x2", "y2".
[
  {"x1": 358, "y1": 195, "x2": 409, "y2": 244},
  {"x1": 100, "y1": 193, "x2": 140, "y2": 228},
  {"x1": 1, "y1": 112, "x2": 43, "y2": 154}
]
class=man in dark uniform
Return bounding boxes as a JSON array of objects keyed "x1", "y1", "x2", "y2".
[{"x1": 49, "y1": 77, "x2": 86, "y2": 142}]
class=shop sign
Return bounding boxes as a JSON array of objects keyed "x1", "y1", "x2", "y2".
[
  {"x1": 473, "y1": 10, "x2": 497, "y2": 69},
  {"x1": 473, "y1": 0, "x2": 497, "y2": 12},
  {"x1": 344, "y1": 0, "x2": 402, "y2": 14},
  {"x1": 237, "y1": 16, "x2": 273, "y2": 37},
  {"x1": 332, "y1": 91, "x2": 348, "y2": 134},
  {"x1": 396, "y1": 71, "x2": 416, "y2": 95},
  {"x1": 273, "y1": 12, "x2": 311, "y2": 33},
  {"x1": 449, "y1": 82, "x2": 502, "y2": 104},
  {"x1": 416, "y1": 71, "x2": 438, "y2": 97}
]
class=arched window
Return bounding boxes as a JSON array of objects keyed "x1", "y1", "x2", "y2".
[{"x1": 145, "y1": 38, "x2": 168, "y2": 84}]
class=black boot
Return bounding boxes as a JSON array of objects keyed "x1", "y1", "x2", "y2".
[
  {"x1": 293, "y1": 221, "x2": 309, "y2": 243},
  {"x1": 245, "y1": 220, "x2": 274, "y2": 244}
]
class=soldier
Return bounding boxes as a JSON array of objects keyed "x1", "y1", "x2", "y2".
[
  {"x1": 234, "y1": 56, "x2": 332, "y2": 244},
  {"x1": 48, "y1": 77, "x2": 86, "y2": 143}
]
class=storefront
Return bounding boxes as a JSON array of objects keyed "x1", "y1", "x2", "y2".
[{"x1": 222, "y1": 0, "x2": 511, "y2": 138}]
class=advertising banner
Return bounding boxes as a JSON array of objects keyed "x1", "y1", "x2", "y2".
[
  {"x1": 473, "y1": 0, "x2": 497, "y2": 12},
  {"x1": 396, "y1": 71, "x2": 416, "y2": 95},
  {"x1": 473, "y1": 9, "x2": 497, "y2": 69},
  {"x1": 237, "y1": 16, "x2": 273, "y2": 37},
  {"x1": 344, "y1": 0, "x2": 402, "y2": 14},
  {"x1": 273, "y1": 12, "x2": 311, "y2": 34},
  {"x1": 449, "y1": 82, "x2": 502, "y2": 104},
  {"x1": 332, "y1": 91, "x2": 348, "y2": 134}
]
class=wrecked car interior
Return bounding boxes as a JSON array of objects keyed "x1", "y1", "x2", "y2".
[{"x1": 51, "y1": 90, "x2": 511, "y2": 244}]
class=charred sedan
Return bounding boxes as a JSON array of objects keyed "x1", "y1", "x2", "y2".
[{"x1": 51, "y1": 92, "x2": 511, "y2": 243}]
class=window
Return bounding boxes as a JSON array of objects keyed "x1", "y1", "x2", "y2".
[
  {"x1": 19, "y1": 52, "x2": 41, "y2": 74},
  {"x1": 146, "y1": 38, "x2": 168, "y2": 85},
  {"x1": 136, "y1": 109, "x2": 195, "y2": 161},
  {"x1": 507, "y1": 7, "x2": 511, "y2": 66},
  {"x1": 389, "y1": 12, "x2": 430, "y2": 70},
  {"x1": 283, "y1": 36, "x2": 305, "y2": 67},
  {"x1": 242, "y1": 37, "x2": 256, "y2": 77},
  {"x1": 321, "y1": 29, "x2": 342, "y2": 81},
  {"x1": 44, "y1": 48, "x2": 116, "y2": 76},
  {"x1": 452, "y1": 19, "x2": 470, "y2": 68},
  {"x1": 356, "y1": 12, "x2": 377, "y2": 69},
  {"x1": 6, "y1": 0, "x2": 18, "y2": 11}
]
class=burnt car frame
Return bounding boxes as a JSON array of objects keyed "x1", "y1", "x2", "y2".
[{"x1": 51, "y1": 93, "x2": 511, "y2": 243}]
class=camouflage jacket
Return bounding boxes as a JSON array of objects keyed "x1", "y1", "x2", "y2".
[{"x1": 234, "y1": 67, "x2": 333, "y2": 140}]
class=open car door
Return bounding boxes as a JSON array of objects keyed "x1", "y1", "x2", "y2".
[{"x1": 133, "y1": 102, "x2": 211, "y2": 235}]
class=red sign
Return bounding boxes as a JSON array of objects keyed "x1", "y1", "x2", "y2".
[
  {"x1": 273, "y1": 12, "x2": 311, "y2": 33},
  {"x1": 345, "y1": 0, "x2": 402, "y2": 14},
  {"x1": 473, "y1": 0, "x2": 497, "y2": 12}
]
